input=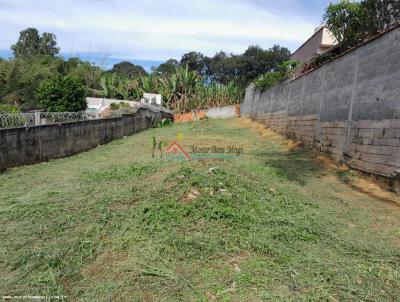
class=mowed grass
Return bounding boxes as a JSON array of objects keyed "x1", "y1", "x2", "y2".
[{"x1": 0, "y1": 118, "x2": 399, "y2": 301}]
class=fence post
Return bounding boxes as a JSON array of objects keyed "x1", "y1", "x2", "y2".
[{"x1": 34, "y1": 111, "x2": 41, "y2": 126}]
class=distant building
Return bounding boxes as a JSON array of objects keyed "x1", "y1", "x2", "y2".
[{"x1": 291, "y1": 25, "x2": 337, "y2": 62}]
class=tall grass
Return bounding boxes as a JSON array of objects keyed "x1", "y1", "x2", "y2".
[{"x1": 99, "y1": 66, "x2": 242, "y2": 113}]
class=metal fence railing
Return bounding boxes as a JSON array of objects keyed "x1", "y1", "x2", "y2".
[{"x1": 0, "y1": 110, "x2": 126, "y2": 129}]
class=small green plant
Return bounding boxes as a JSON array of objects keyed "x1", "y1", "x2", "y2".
[
  {"x1": 0, "y1": 103, "x2": 20, "y2": 114},
  {"x1": 109, "y1": 102, "x2": 131, "y2": 110},
  {"x1": 109, "y1": 102, "x2": 119, "y2": 110},
  {"x1": 155, "y1": 118, "x2": 173, "y2": 128},
  {"x1": 152, "y1": 136, "x2": 164, "y2": 158},
  {"x1": 336, "y1": 170, "x2": 355, "y2": 184}
]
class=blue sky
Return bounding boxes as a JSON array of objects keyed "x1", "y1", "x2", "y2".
[{"x1": 0, "y1": 0, "x2": 332, "y2": 69}]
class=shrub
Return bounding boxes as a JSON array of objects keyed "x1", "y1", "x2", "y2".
[
  {"x1": 0, "y1": 103, "x2": 20, "y2": 114},
  {"x1": 109, "y1": 102, "x2": 119, "y2": 110},
  {"x1": 109, "y1": 102, "x2": 131, "y2": 111},
  {"x1": 254, "y1": 72, "x2": 284, "y2": 90},
  {"x1": 155, "y1": 118, "x2": 173, "y2": 128},
  {"x1": 36, "y1": 76, "x2": 87, "y2": 112}
]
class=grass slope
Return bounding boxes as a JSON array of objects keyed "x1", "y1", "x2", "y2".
[{"x1": 0, "y1": 118, "x2": 399, "y2": 301}]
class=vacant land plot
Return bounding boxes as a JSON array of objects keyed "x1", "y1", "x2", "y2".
[{"x1": 0, "y1": 118, "x2": 399, "y2": 301}]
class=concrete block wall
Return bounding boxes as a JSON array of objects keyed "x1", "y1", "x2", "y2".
[
  {"x1": 0, "y1": 106, "x2": 172, "y2": 171},
  {"x1": 241, "y1": 25, "x2": 400, "y2": 179},
  {"x1": 206, "y1": 105, "x2": 239, "y2": 119}
]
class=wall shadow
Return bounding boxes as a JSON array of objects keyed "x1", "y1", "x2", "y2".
[{"x1": 255, "y1": 148, "x2": 327, "y2": 186}]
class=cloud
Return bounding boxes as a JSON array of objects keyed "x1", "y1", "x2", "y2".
[{"x1": 0, "y1": 0, "x2": 330, "y2": 60}]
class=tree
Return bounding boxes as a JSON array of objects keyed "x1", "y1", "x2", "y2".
[
  {"x1": 110, "y1": 61, "x2": 146, "y2": 78},
  {"x1": 11, "y1": 28, "x2": 60, "y2": 59},
  {"x1": 180, "y1": 52, "x2": 208, "y2": 76},
  {"x1": 362, "y1": 0, "x2": 400, "y2": 32},
  {"x1": 207, "y1": 51, "x2": 236, "y2": 85},
  {"x1": 323, "y1": 0, "x2": 400, "y2": 52},
  {"x1": 36, "y1": 76, "x2": 87, "y2": 112},
  {"x1": 155, "y1": 59, "x2": 179, "y2": 75},
  {"x1": 236, "y1": 45, "x2": 290, "y2": 86},
  {"x1": 323, "y1": 1, "x2": 365, "y2": 51},
  {"x1": 63, "y1": 58, "x2": 104, "y2": 93}
]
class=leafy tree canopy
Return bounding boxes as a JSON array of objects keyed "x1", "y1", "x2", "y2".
[
  {"x1": 180, "y1": 52, "x2": 209, "y2": 76},
  {"x1": 155, "y1": 59, "x2": 179, "y2": 75},
  {"x1": 109, "y1": 61, "x2": 147, "y2": 78},
  {"x1": 324, "y1": 0, "x2": 400, "y2": 51},
  {"x1": 11, "y1": 28, "x2": 60, "y2": 59},
  {"x1": 175, "y1": 45, "x2": 290, "y2": 88},
  {"x1": 36, "y1": 76, "x2": 87, "y2": 112}
]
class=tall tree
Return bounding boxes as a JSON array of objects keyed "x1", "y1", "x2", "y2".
[
  {"x1": 207, "y1": 51, "x2": 236, "y2": 85},
  {"x1": 155, "y1": 59, "x2": 179, "y2": 75},
  {"x1": 110, "y1": 61, "x2": 147, "y2": 78},
  {"x1": 323, "y1": 0, "x2": 365, "y2": 51},
  {"x1": 180, "y1": 52, "x2": 208, "y2": 76},
  {"x1": 11, "y1": 28, "x2": 60, "y2": 59},
  {"x1": 234, "y1": 45, "x2": 290, "y2": 87}
]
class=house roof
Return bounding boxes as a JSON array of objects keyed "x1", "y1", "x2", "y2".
[
  {"x1": 291, "y1": 26, "x2": 326, "y2": 58},
  {"x1": 292, "y1": 21, "x2": 400, "y2": 81}
]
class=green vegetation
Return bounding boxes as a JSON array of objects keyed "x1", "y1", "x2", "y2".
[
  {"x1": 109, "y1": 102, "x2": 131, "y2": 111},
  {"x1": 1, "y1": 119, "x2": 399, "y2": 301},
  {"x1": 36, "y1": 76, "x2": 87, "y2": 112},
  {"x1": 324, "y1": 0, "x2": 400, "y2": 52},
  {"x1": 254, "y1": 72, "x2": 284, "y2": 90},
  {"x1": 98, "y1": 66, "x2": 242, "y2": 113},
  {"x1": 109, "y1": 61, "x2": 147, "y2": 78},
  {"x1": 0, "y1": 51, "x2": 102, "y2": 111},
  {"x1": 0, "y1": 28, "x2": 290, "y2": 113},
  {"x1": 11, "y1": 27, "x2": 60, "y2": 59},
  {"x1": 0, "y1": 103, "x2": 20, "y2": 114},
  {"x1": 254, "y1": 60, "x2": 299, "y2": 90},
  {"x1": 168, "y1": 45, "x2": 291, "y2": 88}
]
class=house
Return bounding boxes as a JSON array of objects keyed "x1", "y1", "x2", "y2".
[{"x1": 290, "y1": 25, "x2": 337, "y2": 63}]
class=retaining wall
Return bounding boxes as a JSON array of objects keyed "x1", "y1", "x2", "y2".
[
  {"x1": 241, "y1": 26, "x2": 400, "y2": 179},
  {"x1": 0, "y1": 105, "x2": 172, "y2": 171},
  {"x1": 206, "y1": 105, "x2": 240, "y2": 119}
]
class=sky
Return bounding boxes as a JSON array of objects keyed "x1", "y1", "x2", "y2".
[{"x1": 0, "y1": 0, "x2": 332, "y2": 70}]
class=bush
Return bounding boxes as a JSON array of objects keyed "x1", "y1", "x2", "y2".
[
  {"x1": 109, "y1": 102, "x2": 119, "y2": 110},
  {"x1": 254, "y1": 72, "x2": 284, "y2": 90},
  {"x1": 0, "y1": 103, "x2": 20, "y2": 114},
  {"x1": 109, "y1": 102, "x2": 131, "y2": 111},
  {"x1": 36, "y1": 76, "x2": 87, "y2": 112}
]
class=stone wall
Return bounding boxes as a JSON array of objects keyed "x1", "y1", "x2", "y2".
[
  {"x1": 241, "y1": 25, "x2": 400, "y2": 179},
  {"x1": 0, "y1": 105, "x2": 172, "y2": 171}
]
